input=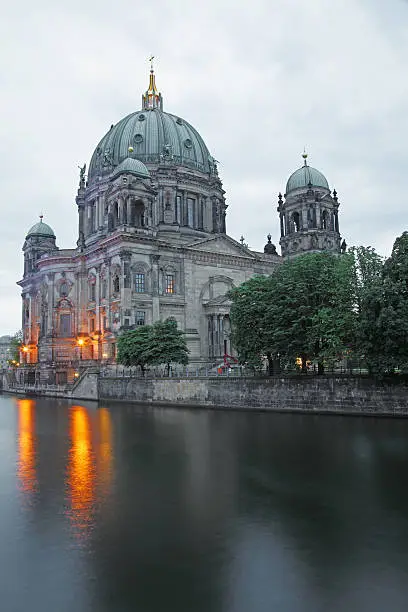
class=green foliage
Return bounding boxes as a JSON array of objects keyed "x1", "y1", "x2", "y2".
[
  {"x1": 116, "y1": 325, "x2": 152, "y2": 373},
  {"x1": 266, "y1": 252, "x2": 356, "y2": 371},
  {"x1": 8, "y1": 330, "x2": 23, "y2": 365},
  {"x1": 228, "y1": 275, "x2": 272, "y2": 371},
  {"x1": 116, "y1": 319, "x2": 189, "y2": 374},
  {"x1": 350, "y1": 236, "x2": 408, "y2": 374},
  {"x1": 230, "y1": 253, "x2": 356, "y2": 373},
  {"x1": 147, "y1": 319, "x2": 189, "y2": 373}
]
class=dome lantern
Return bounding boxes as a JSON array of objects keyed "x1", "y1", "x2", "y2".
[{"x1": 142, "y1": 56, "x2": 163, "y2": 111}]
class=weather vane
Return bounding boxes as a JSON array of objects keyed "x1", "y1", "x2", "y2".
[{"x1": 149, "y1": 55, "x2": 155, "y2": 71}]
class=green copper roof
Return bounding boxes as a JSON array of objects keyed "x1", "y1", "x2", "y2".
[
  {"x1": 112, "y1": 157, "x2": 150, "y2": 178},
  {"x1": 26, "y1": 218, "x2": 55, "y2": 238},
  {"x1": 286, "y1": 164, "x2": 329, "y2": 194},
  {"x1": 88, "y1": 108, "x2": 213, "y2": 181}
]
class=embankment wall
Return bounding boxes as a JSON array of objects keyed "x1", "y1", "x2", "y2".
[{"x1": 98, "y1": 376, "x2": 408, "y2": 416}]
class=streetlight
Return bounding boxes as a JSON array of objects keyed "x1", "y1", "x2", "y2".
[
  {"x1": 21, "y1": 345, "x2": 29, "y2": 365},
  {"x1": 77, "y1": 337, "x2": 84, "y2": 361}
]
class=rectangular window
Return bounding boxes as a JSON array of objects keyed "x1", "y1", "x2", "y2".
[
  {"x1": 187, "y1": 197, "x2": 195, "y2": 227},
  {"x1": 165, "y1": 274, "x2": 175, "y2": 294},
  {"x1": 103, "y1": 316, "x2": 108, "y2": 331},
  {"x1": 124, "y1": 262, "x2": 131, "y2": 288},
  {"x1": 60, "y1": 314, "x2": 71, "y2": 338},
  {"x1": 136, "y1": 311, "x2": 145, "y2": 326},
  {"x1": 89, "y1": 283, "x2": 96, "y2": 301},
  {"x1": 101, "y1": 279, "x2": 106, "y2": 299},
  {"x1": 135, "y1": 273, "x2": 145, "y2": 293},
  {"x1": 124, "y1": 318, "x2": 130, "y2": 328},
  {"x1": 90, "y1": 318, "x2": 95, "y2": 332}
]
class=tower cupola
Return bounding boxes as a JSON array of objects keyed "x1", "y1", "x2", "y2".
[{"x1": 279, "y1": 153, "x2": 342, "y2": 257}]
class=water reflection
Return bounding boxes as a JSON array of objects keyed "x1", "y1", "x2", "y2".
[
  {"x1": 4, "y1": 395, "x2": 408, "y2": 611},
  {"x1": 17, "y1": 398, "x2": 37, "y2": 496},
  {"x1": 96, "y1": 408, "x2": 113, "y2": 496},
  {"x1": 66, "y1": 405, "x2": 114, "y2": 538},
  {"x1": 66, "y1": 405, "x2": 96, "y2": 536}
]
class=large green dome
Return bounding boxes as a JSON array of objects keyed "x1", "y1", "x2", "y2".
[
  {"x1": 88, "y1": 108, "x2": 213, "y2": 182},
  {"x1": 286, "y1": 161, "x2": 330, "y2": 195}
]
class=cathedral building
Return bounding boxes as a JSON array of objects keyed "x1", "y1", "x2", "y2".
[{"x1": 18, "y1": 65, "x2": 342, "y2": 383}]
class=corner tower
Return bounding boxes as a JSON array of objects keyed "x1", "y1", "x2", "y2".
[{"x1": 278, "y1": 154, "x2": 341, "y2": 257}]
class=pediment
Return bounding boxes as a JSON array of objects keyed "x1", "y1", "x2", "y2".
[
  {"x1": 185, "y1": 235, "x2": 257, "y2": 258},
  {"x1": 205, "y1": 294, "x2": 232, "y2": 307}
]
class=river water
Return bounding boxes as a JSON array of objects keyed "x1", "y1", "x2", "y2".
[{"x1": 1, "y1": 394, "x2": 408, "y2": 611}]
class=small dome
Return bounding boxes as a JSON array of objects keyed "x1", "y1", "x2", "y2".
[
  {"x1": 112, "y1": 157, "x2": 150, "y2": 179},
  {"x1": 286, "y1": 163, "x2": 329, "y2": 195},
  {"x1": 264, "y1": 234, "x2": 277, "y2": 255},
  {"x1": 26, "y1": 218, "x2": 55, "y2": 238}
]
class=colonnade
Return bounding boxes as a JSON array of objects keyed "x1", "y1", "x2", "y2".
[{"x1": 207, "y1": 314, "x2": 231, "y2": 360}]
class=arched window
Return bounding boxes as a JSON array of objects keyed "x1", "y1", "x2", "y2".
[
  {"x1": 60, "y1": 281, "x2": 69, "y2": 297},
  {"x1": 113, "y1": 202, "x2": 119, "y2": 227},
  {"x1": 292, "y1": 211, "x2": 301, "y2": 233},
  {"x1": 165, "y1": 273, "x2": 175, "y2": 294},
  {"x1": 113, "y1": 274, "x2": 120, "y2": 293},
  {"x1": 321, "y1": 210, "x2": 328, "y2": 230}
]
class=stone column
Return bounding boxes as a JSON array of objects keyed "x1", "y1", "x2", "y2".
[
  {"x1": 97, "y1": 195, "x2": 103, "y2": 230},
  {"x1": 127, "y1": 197, "x2": 132, "y2": 227},
  {"x1": 182, "y1": 190, "x2": 188, "y2": 226},
  {"x1": 208, "y1": 315, "x2": 213, "y2": 359},
  {"x1": 301, "y1": 207, "x2": 308, "y2": 230},
  {"x1": 159, "y1": 187, "x2": 164, "y2": 223},
  {"x1": 104, "y1": 258, "x2": 111, "y2": 328},
  {"x1": 316, "y1": 205, "x2": 321, "y2": 229},
  {"x1": 334, "y1": 210, "x2": 339, "y2": 233},
  {"x1": 118, "y1": 196, "x2": 125, "y2": 225},
  {"x1": 151, "y1": 254, "x2": 160, "y2": 322},
  {"x1": 95, "y1": 265, "x2": 101, "y2": 331},
  {"x1": 46, "y1": 272, "x2": 55, "y2": 334}
]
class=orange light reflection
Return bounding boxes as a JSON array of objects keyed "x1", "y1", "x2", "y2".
[
  {"x1": 17, "y1": 399, "x2": 37, "y2": 495},
  {"x1": 66, "y1": 405, "x2": 96, "y2": 535},
  {"x1": 97, "y1": 408, "x2": 113, "y2": 495}
]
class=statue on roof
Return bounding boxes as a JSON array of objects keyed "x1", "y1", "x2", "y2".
[{"x1": 78, "y1": 163, "x2": 86, "y2": 188}]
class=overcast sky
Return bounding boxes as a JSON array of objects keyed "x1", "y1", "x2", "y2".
[{"x1": 1, "y1": 0, "x2": 408, "y2": 335}]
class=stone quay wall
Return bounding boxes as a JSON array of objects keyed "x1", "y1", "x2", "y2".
[{"x1": 98, "y1": 375, "x2": 408, "y2": 417}]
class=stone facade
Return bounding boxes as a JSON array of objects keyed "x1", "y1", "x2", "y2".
[
  {"x1": 17, "y1": 69, "x2": 342, "y2": 383},
  {"x1": 0, "y1": 335, "x2": 12, "y2": 369}
]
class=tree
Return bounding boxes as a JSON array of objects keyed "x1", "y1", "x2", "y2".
[
  {"x1": 8, "y1": 330, "x2": 23, "y2": 365},
  {"x1": 228, "y1": 275, "x2": 274, "y2": 373},
  {"x1": 265, "y1": 252, "x2": 356, "y2": 373},
  {"x1": 147, "y1": 319, "x2": 189, "y2": 375},
  {"x1": 116, "y1": 319, "x2": 189, "y2": 375},
  {"x1": 349, "y1": 246, "x2": 386, "y2": 373},
  {"x1": 116, "y1": 325, "x2": 152, "y2": 375},
  {"x1": 350, "y1": 240, "x2": 408, "y2": 374},
  {"x1": 229, "y1": 253, "x2": 356, "y2": 374}
]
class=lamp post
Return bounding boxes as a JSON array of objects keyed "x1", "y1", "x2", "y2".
[
  {"x1": 21, "y1": 345, "x2": 29, "y2": 365},
  {"x1": 77, "y1": 337, "x2": 84, "y2": 361}
]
